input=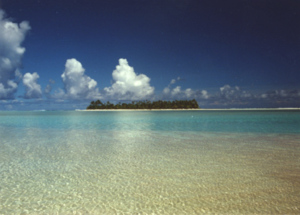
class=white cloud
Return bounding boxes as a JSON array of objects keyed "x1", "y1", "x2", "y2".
[
  {"x1": 163, "y1": 87, "x2": 170, "y2": 94},
  {"x1": 220, "y1": 84, "x2": 248, "y2": 99},
  {"x1": 184, "y1": 88, "x2": 193, "y2": 98},
  {"x1": 279, "y1": 90, "x2": 287, "y2": 97},
  {"x1": 206, "y1": 84, "x2": 258, "y2": 107},
  {"x1": 53, "y1": 58, "x2": 101, "y2": 100},
  {"x1": 0, "y1": 10, "x2": 30, "y2": 99},
  {"x1": 104, "y1": 58, "x2": 154, "y2": 100},
  {"x1": 163, "y1": 77, "x2": 209, "y2": 100},
  {"x1": 220, "y1": 84, "x2": 233, "y2": 97},
  {"x1": 261, "y1": 93, "x2": 268, "y2": 99},
  {"x1": 163, "y1": 85, "x2": 209, "y2": 100},
  {"x1": 23, "y1": 72, "x2": 42, "y2": 99},
  {"x1": 170, "y1": 79, "x2": 176, "y2": 84},
  {"x1": 201, "y1": 90, "x2": 209, "y2": 99},
  {"x1": 260, "y1": 89, "x2": 300, "y2": 100},
  {"x1": 168, "y1": 76, "x2": 181, "y2": 87},
  {"x1": 171, "y1": 86, "x2": 182, "y2": 96},
  {"x1": 44, "y1": 79, "x2": 55, "y2": 95}
]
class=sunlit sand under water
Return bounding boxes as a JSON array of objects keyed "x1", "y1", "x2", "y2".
[{"x1": 0, "y1": 126, "x2": 299, "y2": 214}]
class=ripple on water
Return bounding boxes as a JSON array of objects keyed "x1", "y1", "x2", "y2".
[{"x1": 0, "y1": 127, "x2": 300, "y2": 214}]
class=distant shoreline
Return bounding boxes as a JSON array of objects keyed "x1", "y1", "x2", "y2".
[
  {"x1": 79, "y1": 108, "x2": 300, "y2": 111},
  {"x1": 81, "y1": 108, "x2": 201, "y2": 111}
]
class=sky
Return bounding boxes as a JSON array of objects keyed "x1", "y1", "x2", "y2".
[{"x1": 0, "y1": 0, "x2": 299, "y2": 110}]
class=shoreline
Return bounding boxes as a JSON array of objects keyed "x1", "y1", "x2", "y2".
[
  {"x1": 81, "y1": 108, "x2": 201, "y2": 111},
  {"x1": 79, "y1": 108, "x2": 300, "y2": 111}
]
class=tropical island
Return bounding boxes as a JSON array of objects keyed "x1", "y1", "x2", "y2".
[{"x1": 87, "y1": 99, "x2": 199, "y2": 110}]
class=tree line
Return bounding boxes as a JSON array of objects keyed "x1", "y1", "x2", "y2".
[{"x1": 87, "y1": 99, "x2": 199, "y2": 109}]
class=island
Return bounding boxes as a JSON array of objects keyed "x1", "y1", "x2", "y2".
[{"x1": 87, "y1": 99, "x2": 199, "y2": 110}]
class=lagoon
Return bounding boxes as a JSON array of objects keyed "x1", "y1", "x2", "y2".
[{"x1": 0, "y1": 110, "x2": 299, "y2": 214}]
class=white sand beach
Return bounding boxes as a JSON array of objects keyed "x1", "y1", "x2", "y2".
[{"x1": 79, "y1": 108, "x2": 300, "y2": 111}]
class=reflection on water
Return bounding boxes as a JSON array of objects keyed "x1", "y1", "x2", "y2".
[{"x1": 0, "y1": 124, "x2": 300, "y2": 214}]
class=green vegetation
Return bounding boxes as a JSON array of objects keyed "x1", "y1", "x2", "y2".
[{"x1": 87, "y1": 99, "x2": 199, "y2": 109}]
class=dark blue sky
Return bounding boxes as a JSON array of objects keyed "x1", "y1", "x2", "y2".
[{"x1": 0, "y1": 0, "x2": 300, "y2": 110}]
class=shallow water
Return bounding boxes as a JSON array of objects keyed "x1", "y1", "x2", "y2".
[{"x1": 0, "y1": 110, "x2": 299, "y2": 214}]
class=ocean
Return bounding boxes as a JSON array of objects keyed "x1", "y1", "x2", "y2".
[{"x1": 0, "y1": 110, "x2": 299, "y2": 214}]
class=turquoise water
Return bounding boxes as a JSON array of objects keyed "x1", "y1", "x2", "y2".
[
  {"x1": 0, "y1": 110, "x2": 300, "y2": 214},
  {"x1": 1, "y1": 110, "x2": 299, "y2": 133}
]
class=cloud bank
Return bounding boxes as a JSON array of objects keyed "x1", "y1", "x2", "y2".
[
  {"x1": 163, "y1": 77, "x2": 209, "y2": 100},
  {"x1": 23, "y1": 72, "x2": 42, "y2": 99},
  {"x1": 166, "y1": 86, "x2": 209, "y2": 100},
  {"x1": 219, "y1": 85, "x2": 252, "y2": 100},
  {"x1": 0, "y1": 10, "x2": 30, "y2": 99},
  {"x1": 104, "y1": 58, "x2": 154, "y2": 100},
  {"x1": 53, "y1": 58, "x2": 101, "y2": 100}
]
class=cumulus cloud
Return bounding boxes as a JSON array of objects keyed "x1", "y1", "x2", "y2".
[
  {"x1": 165, "y1": 76, "x2": 181, "y2": 89},
  {"x1": 170, "y1": 78, "x2": 176, "y2": 84},
  {"x1": 44, "y1": 79, "x2": 55, "y2": 95},
  {"x1": 167, "y1": 86, "x2": 209, "y2": 100},
  {"x1": 260, "y1": 89, "x2": 300, "y2": 100},
  {"x1": 220, "y1": 84, "x2": 252, "y2": 99},
  {"x1": 171, "y1": 86, "x2": 182, "y2": 96},
  {"x1": 162, "y1": 83, "x2": 261, "y2": 107},
  {"x1": 162, "y1": 77, "x2": 209, "y2": 100},
  {"x1": 201, "y1": 90, "x2": 209, "y2": 99},
  {"x1": 169, "y1": 76, "x2": 181, "y2": 85},
  {"x1": 22, "y1": 72, "x2": 42, "y2": 99},
  {"x1": 104, "y1": 58, "x2": 154, "y2": 100},
  {"x1": 162, "y1": 87, "x2": 170, "y2": 95},
  {"x1": 254, "y1": 89, "x2": 300, "y2": 107},
  {"x1": 52, "y1": 58, "x2": 101, "y2": 100},
  {"x1": 205, "y1": 84, "x2": 298, "y2": 107},
  {"x1": 220, "y1": 84, "x2": 238, "y2": 99},
  {"x1": 0, "y1": 10, "x2": 30, "y2": 99}
]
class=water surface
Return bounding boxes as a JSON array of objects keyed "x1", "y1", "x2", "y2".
[{"x1": 0, "y1": 110, "x2": 299, "y2": 214}]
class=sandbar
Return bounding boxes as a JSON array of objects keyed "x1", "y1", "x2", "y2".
[{"x1": 78, "y1": 108, "x2": 300, "y2": 111}]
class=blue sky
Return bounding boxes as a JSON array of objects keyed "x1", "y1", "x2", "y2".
[{"x1": 0, "y1": 0, "x2": 300, "y2": 110}]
